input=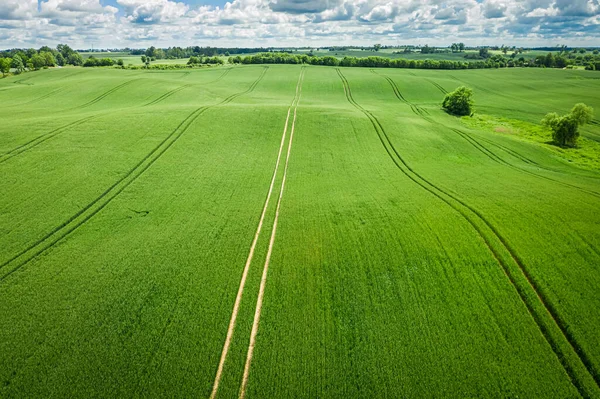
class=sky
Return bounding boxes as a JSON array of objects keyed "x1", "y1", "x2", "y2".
[{"x1": 0, "y1": 0, "x2": 599, "y2": 49}]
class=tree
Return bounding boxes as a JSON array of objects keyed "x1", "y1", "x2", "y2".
[
  {"x1": 479, "y1": 48, "x2": 490, "y2": 58},
  {"x1": 41, "y1": 51, "x2": 56, "y2": 67},
  {"x1": 57, "y1": 43, "x2": 74, "y2": 58},
  {"x1": 570, "y1": 103, "x2": 594, "y2": 126},
  {"x1": 155, "y1": 48, "x2": 165, "y2": 59},
  {"x1": 11, "y1": 55, "x2": 25, "y2": 74},
  {"x1": 542, "y1": 104, "x2": 594, "y2": 147},
  {"x1": 0, "y1": 58, "x2": 11, "y2": 76},
  {"x1": 451, "y1": 43, "x2": 459, "y2": 53},
  {"x1": 145, "y1": 46, "x2": 156, "y2": 58},
  {"x1": 373, "y1": 43, "x2": 382, "y2": 52},
  {"x1": 56, "y1": 52, "x2": 65, "y2": 66},
  {"x1": 442, "y1": 86, "x2": 474, "y2": 116},
  {"x1": 421, "y1": 45, "x2": 435, "y2": 54},
  {"x1": 458, "y1": 43, "x2": 465, "y2": 52},
  {"x1": 67, "y1": 52, "x2": 83, "y2": 66},
  {"x1": 31, "y1": 54, "x2": 46, "y2": 70}
]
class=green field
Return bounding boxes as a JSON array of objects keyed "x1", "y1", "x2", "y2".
[{"x1": 1, "y1": 65, "x2": 599, "y2": 398}]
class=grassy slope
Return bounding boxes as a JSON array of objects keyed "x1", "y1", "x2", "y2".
[
  {"x1": 0, "y1": 66, "x2": 295, "y2": 396},
  {"x1": 243, "y1": 66, "x2": 600, "y2": 398},
  {"x1": 0, "y1": 65, "x2": 599, "y2": 397}
]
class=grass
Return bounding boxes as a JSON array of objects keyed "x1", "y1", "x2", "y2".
[
  {"x1": 0, "y1": 64, "x2": 599, "y2": 398},
  {"x1": 462, "y1": 114, "x2": 600, "y2": 170}
]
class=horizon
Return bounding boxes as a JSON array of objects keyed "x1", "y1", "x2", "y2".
[
  {"x1": 4, "y1": 44, "x2": 600, "y2": 52},
  {"x1": 0, "y1": 0, "x2": 599, "y2": 49}
]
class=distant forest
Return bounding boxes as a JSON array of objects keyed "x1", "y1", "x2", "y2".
[{"x1": 2, "y1": 44, "x2": 600, "y2": 77}]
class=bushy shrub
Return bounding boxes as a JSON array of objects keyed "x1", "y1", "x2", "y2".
[{"x1": 442, "y1": 86, "x2": 474, "y2": 116}]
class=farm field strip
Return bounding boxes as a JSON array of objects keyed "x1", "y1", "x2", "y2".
[
  {"x1": 0, "y1": 68, "x2": 237, "y2": 161},
  {"x1": 15, "y1": 87, "x2": 66, "y2": 106},
  {"x1": 210, "y1": 67, "x2": 305, "y2": 399},
  {"x1": 0, "y1": 67, "x2": 269, "y2": 282},
  {"x1": 72, "y1": 78, "x2": 141, "y2": 110},
  {"x1": 0, "y1": 115, "x2": 97, "y2": 164},
  {"x1": 336, "y1": 67, "x2": 600, "y2": 397},
  {"x1": 144, "y1": 83, "x2": 193, "y2": 106},
  {"x1": 375, "y1": 71, "x2": 600, "y2": 196},
  {"x1": 0, "y1": 65, "x2": 599, "y2": 398},
  {"x1": 144, "y1": 68, "x2": 232, "y2": 107},
  {"x1": 239, "y1": 67, "x2": 306, "y2": 399}
]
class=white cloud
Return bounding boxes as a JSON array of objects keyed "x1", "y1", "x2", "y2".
[
  {"x1": 0, "y1": 0, "x2": 599, "y2": 48},
  {"x1": 118, "y1": 0, "x2": 189, "y2": 24},
  {"x1": 0, "y1": 0, "x2": 37, "y2": 21}
]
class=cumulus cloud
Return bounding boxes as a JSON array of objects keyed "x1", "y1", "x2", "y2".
[
  {"x1": 0, "y1": 0, "x2": 599, "y2": 48},
  {"x1": 0, "y1": 0, "x2": 37, "y2": 21},
  {"x1": 482, "y1": 0, "x2": 507, "y2": 18},
  {"x1": 118, "y1": 0, "x2": 189, "y2": 24}
]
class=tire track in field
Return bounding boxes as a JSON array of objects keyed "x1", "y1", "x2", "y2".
[
  {"x1": 0, "y1": 67, "x2": 269, "y2": 283},
  {"x1": 72, "y1": 79, "x2": 140, "y2": 110},
  {"x1": 13, "y1": 77, "x2": 34, "y2": 86},
  {"x1": 23, "y1": 87, "x2": 65, "y2": 104},
  {"x1": 58, "y1": 70, "x2": 85, "y2": 80},
  {"x1": 211, "y1": 68, "x2": 232, "y2": 83},
  {"x1": 448, "y1": 73, "x2": 545, "y2": 111},
  {"x1": 402, "y1": 71, "x2": 448, "y2": 95},
  {"x1": 5, "y1": 87, "x2": 67, "y2": 108},
  {"x1": 435, "y1": 122, "x2": 600, "y2": 198},
  {"x1": 0, "y1": 115, "x2": 97, "y2": 164},
  {"x1": 0, "y1": 69, "x2": 237, "y2": 164},
  {"x1": 144, "y1": 84, "x2": 192, "y2": 106},
  {"x1": 428, "y1": 79, "x2": 448, "y2": 94},
  {"x1": 239, "y1": 66, "x2": 305, "y2": 399},
  {"x1": 370, "y1": 69, "x2": 429, "y2": 117},
  {"x1": 375, "y1": 72, "x2": 600, "y2": 197},
  {"x1": 374, "y1": 72, "x2": 505, "y2": 166},
  {"x1": 336, "y1": 68, "x2": 600, "y2": 397},
  {"x1": 144, "y1": 68, "x2": 231, "y2": 107},
  {"x1": 475, "y1": 134, "x2": 600, "y2": 181},
  {"x1": 209, "y1": 66, "x2": 304, "y2": 399}
]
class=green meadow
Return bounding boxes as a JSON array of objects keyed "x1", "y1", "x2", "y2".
[{"x1": 0, "y1": 65, "x2": 599, "y2": 398}]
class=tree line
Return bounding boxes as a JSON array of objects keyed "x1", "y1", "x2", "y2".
[
  {"x1": 132, "y1": 46, "x2": 268, "y2": 60},
  {"x1": 83, "y1": 57, "x2": 125, "y2": 67},
  {"x1": 0, "y1": 44, "x2": 83, "y2": 76},
  {"x1": 227, "y1": 52, "x2": 600, "y2": 70}
]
